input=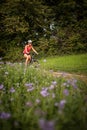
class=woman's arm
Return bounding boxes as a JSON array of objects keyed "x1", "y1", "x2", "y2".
[{"x1": 32, "y1": 46, "x2": 38, "y2": 55}]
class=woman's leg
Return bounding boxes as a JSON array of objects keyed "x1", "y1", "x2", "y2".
[
  {"x1": 24, "y1": 54, "x2": 31, "y2": 66},
  {"x1": 27, "y1": 55, "x2": 31, "y2": 65}
]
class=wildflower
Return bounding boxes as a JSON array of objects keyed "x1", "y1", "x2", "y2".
[
  {"x1": 62, "y1": 82, "x2": 70, "y2": 87},
  {"x1": 63, "y1": 89, "x2": 69, "y2": 96},
  {"x1": 10, "y1": 87, "x2": 15, "y2": 93},
  {"x1": 27, "y1": 87, "x2": 34, "y2": 92},
  {"x1": 59, "y1": 99, "x2": 66, "y2": 109},
  {"x1": 40, "y1": 89, "x2": 49, "y2": 97},
  {"x1": 25, "y1": 83, "x2": 33, "y2": 87},
  {"x1": 49, "y1": 85, "x2": 55, "y2": 90},
  {"x1": 52, "y1": 93, "x2": 55, "y2": 98},
  {"x1": 5, "y1": 72, "x2": 9, "y2": 75},
  {"x1": 72, "y1": 79, "x2": 77, "y2": 83},
  {"x1": 36, "y1": 99, "x2": 41, "y2": 104},
  {"x1": 10, "y1": 98, "x2": 14, "y2": 101},
  {"x1": 71, "y1": 79, "x2": 78, "y2": 89},
  {"x1": 42, "y1": 87, "x2": 48, "y2": 91},
  {"x1": 54, "y1": 102, "x2": 59, "y2": 107},
  {"x1": 16, "y1": 83, "x2": 20, "y2": 87},
  {"x1": 25, "y1": 83, "x2": 35, "y2": 92},
  {"x1": 0, "y1": 84, "x2": 4, "y2": 90},
  {"x1": 67, "y1": 79, "x2": 71, "y2": 84},
  {"x1": 52, "y1": 81, "x2": 57, "y2": 86},
  {"x1": 0, "y1": 112, "x2": 11, "y2": 119},
  {"x1": 38, "y1": 118, "x2": 55, "y2": 130},
  {"x1": 26, "y1": 102, "x2": 33, "y2": 107},
  {"x1": 43, "y1": 59, "x2": 46, "y2": 62},
  {"x1": 0, "y1": 57, "x2": 2, "y2": 60},
  {"x1": 19, "y1": 63, "x2": 22, "y2": 65}
]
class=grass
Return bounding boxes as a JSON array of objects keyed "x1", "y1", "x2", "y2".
[
  {"x1": 0, "y1": 53, "x2": 87, "y2": 130},
  {"x1": 39, "y1": 53, "x2": 87, "y2": 75}
]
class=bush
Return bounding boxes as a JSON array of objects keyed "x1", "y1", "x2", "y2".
[{"x1": 3, "y1": 46, "x2": 23, "y2": 62}]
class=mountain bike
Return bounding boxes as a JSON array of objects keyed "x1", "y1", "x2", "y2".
[{"x1": 30, "y1": 53, "x2": 40, "y2": 68}]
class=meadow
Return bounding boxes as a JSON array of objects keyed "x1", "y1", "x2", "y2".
[
  {"x1": 40, "y1": 53, "x2": 87, "y2": 75},
  {"x1": 0, "y1": 53, "x2": 87, "y2": 130}
]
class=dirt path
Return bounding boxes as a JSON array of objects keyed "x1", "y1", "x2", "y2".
[{"x1": 49, "y1": 71, "x2": 87, "y2": 84}]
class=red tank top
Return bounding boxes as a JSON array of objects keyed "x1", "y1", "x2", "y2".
[{"x1": 23, "y1": 45, "x2": 32, "y2": 54}]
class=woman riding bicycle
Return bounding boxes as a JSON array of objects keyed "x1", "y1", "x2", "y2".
[{"x1": 23, "y1": 40, "x2": 38, "y2": 66}]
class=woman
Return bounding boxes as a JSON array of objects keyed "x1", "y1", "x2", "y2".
[{"x1": 23, "y1": 40, "x2": 38, "y2": 66}]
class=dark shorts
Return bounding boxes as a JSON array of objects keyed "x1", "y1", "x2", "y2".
[{"x1": 23, "y1": 53, "x2": 30, "y2": 55}]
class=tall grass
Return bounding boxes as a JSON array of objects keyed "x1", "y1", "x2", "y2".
[
  {"x1": 0, "y1": 54, "x2": 87, "y2": 130},
  {"x1": 40, "y1": 53, "x2": 87, "y2": 75}
]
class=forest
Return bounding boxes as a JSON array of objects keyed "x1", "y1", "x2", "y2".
[
  {"x1": 0, "y1": 1, "x2": 87, "y2": 130},
  {"x1": 0, "y1": 0, "x2": 87, "y2": 61}
]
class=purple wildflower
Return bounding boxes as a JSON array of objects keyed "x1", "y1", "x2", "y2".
[
  {"x1": 25, "y1": 83, "x2": 35, "y2": 92},
  {"x1": 40, "y1": 89, "x2": 49, "y2": 97},
  {"x1": 0, "y1": 112, "x2": 11, "y2": 119},
  {"x1": 27, "y1": 87, "x2": 34, "y2": 92},
  {"x1": 42, "y1": 87, "x2": 48, "y2": 91},
  {"x1": 25, "y1": 83, "x2": 33, "y2": 87},
  {"x1": 59, "y1": 99, "x2": 66, "y2": 109},
  {"x1": 71, "y1": 79, "x2": 78, "y2": 89},
  {"x1": 72, "y1": 79, "x2": 77, "y2": 83},
  {"x1": 0, "y1": 84, "x2": 4, "y2": 90},
  {"x1": 38, "y1": 118, "x2": 55, "y2": 130},
  {"x1": 67, "y1": 79, "x2": 78, "y2": 89},
  {"x1": 73, "y1": 84, "x2": 78, "y2": 89},
  {"x1": 10, "y1": 87, "x2": 15, "y2": 93},
  {"x1": 63, "y1": 89, "x2": 69, "y2": 96}
]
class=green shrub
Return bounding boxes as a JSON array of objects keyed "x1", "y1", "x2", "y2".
[{"x1": 3, "y1": 46, "x2": 23, "y2": 62}]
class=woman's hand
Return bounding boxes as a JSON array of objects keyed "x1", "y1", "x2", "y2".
[
  {"x1": 26, "y1": 52, "x2": 30, "y2": 54},
  {"x1": 36, "y1": 52, "x2": 38, "y2": 55}
]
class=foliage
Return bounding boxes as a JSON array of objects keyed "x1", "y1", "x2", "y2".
[
  {"x1": 3, "y1": 45, "x2": 23, "y2": 62},
  {"x1": 0, "y1": 60, "x2": 87, "y2": 130},
  {"x1": 0, "y1": 0, "x2": 87, "y2": 59}
]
